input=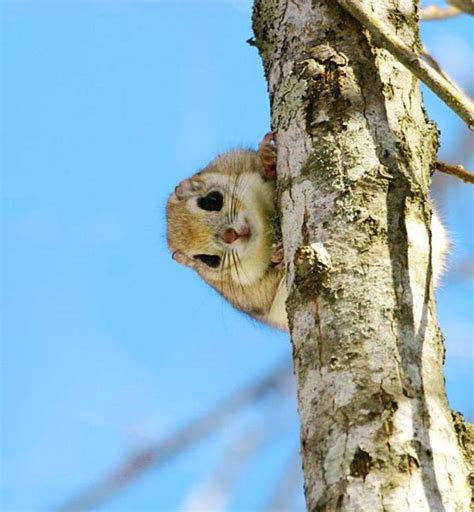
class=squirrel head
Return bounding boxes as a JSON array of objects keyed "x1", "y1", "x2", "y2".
[{"x1": 166, "y1": 149, "x2": 278, "y2": 291}]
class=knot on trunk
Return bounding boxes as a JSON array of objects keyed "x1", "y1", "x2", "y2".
[
  {"x1": 294, "y1": 242, "x2": 332, "y2": 298},
  {"x1": 350, "y1": 447, "x2": 373, "y2": 480}
]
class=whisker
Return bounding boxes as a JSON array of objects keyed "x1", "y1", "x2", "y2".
[
  {"x1": 224, "y1": 251, "x2": 240, "y2": 304},
  {"x1": 219, "y1": 251, "x2": 226, "y2": 272},
  {"x1": 231, "y1": 250, "x2": 247, "y2": 296},
  {"x1": 230, "y1": 175, "x2": 240, "y2": 223},
  {"x1": 225, "y1": 178, "x2": 234, "y2": 224},
  {"x1": 234, "y1": 251, "x2": 253, "y2": 292},
  {"x1": 224, "y1": 174, "x2": 239, "y2": 225},
  {"x1": 235, "y1": 174, "x2": 253, "y2": 220},
  {"x1": 219, "y1": 250, "x2": 228, "y2": 296}
]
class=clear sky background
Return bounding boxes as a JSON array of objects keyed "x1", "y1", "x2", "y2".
[{"x1": 1, "y1": 1, "x2": 473, "y2": 511}]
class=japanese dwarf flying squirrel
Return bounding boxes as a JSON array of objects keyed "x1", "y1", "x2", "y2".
[{"x1": 166, "y1": 133, "x2": 448, "y2": 331}]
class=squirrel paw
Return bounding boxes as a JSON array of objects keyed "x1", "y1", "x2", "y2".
[
  {"x1": 174, "y1": 178, "x2": 204, "y2": 200},
  {"x1": 271, "y1": 241, "x2": 285, "y2": 269},
  {"x1": 258, "y1": 132, "x2": 277, "y2": 178}
]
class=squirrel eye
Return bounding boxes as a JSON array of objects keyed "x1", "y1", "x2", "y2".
[
  {"x1": 194, "y1": 254, "x2": 221, "y2": 268},
  {"x1": 197, "y1": 191, "x2": 223, "y2": 212}
]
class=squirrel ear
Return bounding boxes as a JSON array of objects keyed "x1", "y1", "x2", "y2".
[{"x1": 258, "y1": 132, "x2": 277, "y2": 178}]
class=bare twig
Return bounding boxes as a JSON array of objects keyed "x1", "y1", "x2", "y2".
[
  {"x1": 431, "y1": 117, "x2": 473, "y2": 202},
  {"x1": 435, "y1": 161, "x2": 474, "y2": 184},
  {"x1": 55, "y1": 360, "x2": 292, "y2": 512},
  {"x1": 181, "y1": 409, "x2": 292, "y2": 512},
  {"x1": 336, "y1": 0, "x2": 474, "y2": 128},
  {"x1": 454, "y1": 256, "x2": 474, "y2": 279},
  {"x1": 181, "y1": 429, "x2": 267, "y2": 512},
  {"x1": 264, "y1": 451, "x2": 303, "y2": 512},
  {"x1": 421, "y1": 5, "x2": 461, "y2": 20},
  {"x1": 421, "y1": 47, "x2": 460, "y2": 90},
  {"x1": 447, "y1": 0, "x2": 474, "y2": 15}
]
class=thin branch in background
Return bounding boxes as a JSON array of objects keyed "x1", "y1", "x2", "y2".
[
  {"x1": 454, "y1": 257, "x2": 474, "y2": 279},
  {"x1": 421, "y1": 5, "x2": 461, "y2": 20},
  {"x1": 436, "y1": 161, "x2": 474, "y2": 184},
  {"x1": 336, "y1": 0, "x2": 474, "y2": 128},
  {"x1": 421, "y1": 47, "x2": 460, "y2": 89},
  {"x1": 55, "y1": 361, "x2": 293, "y2": 512},
  {"x1": 447, "y1": 0, "x2": 474, "y2": 15},
  {"x1": 180, "y1": 409, "x2": 293, "y2": 512},
  {"x1": 180, "y1": 430, "x2": 267, "y2": 512},
  {"x1": 264, "y1": 450, "x2": 304, "y2": 512},
  {"x1": 431, "y1": 119, "x2": 474, "y2": 202}
]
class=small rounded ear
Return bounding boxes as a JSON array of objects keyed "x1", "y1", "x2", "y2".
[
  {"x1": 174, "y1": 178, "x2": 204, "y2": 200},
  {"x1": 258, "y1": 132, "x2": 277, "y2": 178}
]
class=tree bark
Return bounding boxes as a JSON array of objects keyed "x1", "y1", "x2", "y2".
[{"x1": 252, "y1": 0, "x2": 472, "y2": 510}]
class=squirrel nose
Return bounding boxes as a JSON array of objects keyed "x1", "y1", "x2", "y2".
[
  {"x1": 222, "y1": 228, "x2": 241, "y2": 244},
  {"x1": 221, "y1": 227, "x2": 250, "y2": 244}
]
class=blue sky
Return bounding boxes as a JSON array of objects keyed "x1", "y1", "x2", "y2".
[{"x1": 1, "y1": 1, "x2": 473, "y2": 511}]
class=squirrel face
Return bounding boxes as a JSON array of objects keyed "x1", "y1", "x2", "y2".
[{"x1": 166, "y1": 149, "x2": 281, "y2": 302}]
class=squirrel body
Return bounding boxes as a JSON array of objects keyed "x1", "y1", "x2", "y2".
[{"x1": 166, "y1": 134, "x2": 448, "y2": 332}]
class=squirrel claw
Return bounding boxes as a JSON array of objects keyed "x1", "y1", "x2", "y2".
[
  {"x1": 271, "y1": 241, "x2": 285, "y2": 268},
  {"x1": 258, "y1": 132, "x2": 277, "y2": 178},
  {"x1": 261, "y1": 132, "x2": 275, "y2": 145},
  {"x1": 174, "y1": 178, "x2": 203, "y2": 200},
  {"x1": 172, "y1": 250, "x2": 191, "y2": 266}
]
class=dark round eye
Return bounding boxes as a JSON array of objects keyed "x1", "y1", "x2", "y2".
[
  {"x1": 197, "y1": 191, "x2": 223, "y2": 212},
  {"x1": 194, "y1": 254, "x2": 221, "y2": 268}
]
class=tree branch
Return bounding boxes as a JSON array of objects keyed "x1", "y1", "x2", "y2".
[
  {"x1": 181, "y1": 397, "x2": 296, "y2": 512},
  {"x1": 181, "y1": 428, "x2": 270, "y2": 512},
  {"x1": 436, "y1": 161, "x2": 474, "y2": 184},
  {"x1": 336, "y1": 0, "x2": 474, "y2": 128},
  {"x1": 447, "y1": 0, "x2": 474, "y2": 15},
  {"x1": 55, "y1": 361, "x2": 292, "y2": 512},
  {"x1": 421, "y1": 47, "x2": 459, "y2": 89},
  {"x1": 420, "y1": 5, "x2": 461, "y2": 20},
  {"x1": 264, "y1": 451, "x2": 303, "y2": 512}
]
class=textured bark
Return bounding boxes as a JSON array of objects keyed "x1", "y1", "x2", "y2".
[{"x1": 252, "y1": 0, "x2": 472, "y2": 510}]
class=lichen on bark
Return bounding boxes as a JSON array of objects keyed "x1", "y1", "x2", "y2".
[{"x1": 253, "y1": 0, "x2": 472, "y2": 510}]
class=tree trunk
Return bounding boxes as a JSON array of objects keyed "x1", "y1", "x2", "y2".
[{"x1": 252, "y1": 0, "x2": 472, "y2": 510}]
